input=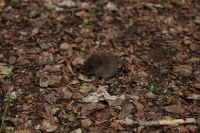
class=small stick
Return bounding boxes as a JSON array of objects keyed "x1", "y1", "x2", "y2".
[
  {"x1": 117, "y1": 117, "x2": 198, "y2": 126},
  {"x1": 138, "y1": 118, "x2": 197, "y2": 126},
  {"x1": 55, "y1": 7, "x2": 90, "y2": 12}
]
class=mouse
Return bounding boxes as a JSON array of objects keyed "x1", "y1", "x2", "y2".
[{"x1": 84, "y1": 51, "x2": 118, "y2": 78}]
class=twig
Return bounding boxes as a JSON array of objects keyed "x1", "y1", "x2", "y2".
[
  {"x1": 117, "y1": 117, "x2": 198, "y2": 126},
  {"x1": 187, "y1": 94, "x2": 200, "y2": 100},
  {"x1": 138, "y1": 118, "x2": 197, "y2": 126},
  {"x1": 55, "y1": 1, "x2": 106, "y2": 12},
  {"x1": 55, "y1": 7, "x2": 90, "y2": 12}
]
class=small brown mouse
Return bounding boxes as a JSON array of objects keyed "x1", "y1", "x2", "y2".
[{"x1": 84, "y1": 51, "x2": 118, "y2": 78}]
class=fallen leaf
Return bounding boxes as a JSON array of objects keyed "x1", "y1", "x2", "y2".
[
  {"x1": 81, "y1": 118, "x2": 93, "y2": 127},
  {"x1": 69, "y1": 79, "x2": 80, "y2": 85},
  {"x1": 110, "y1": 121, "x2": 125, "y2": 131},
  {"x1": 118, "y1": 104, "x2": 134, "y2": 119},
  {"x1": 173, "y1": 65, "x2": 192, "y2": 76},
  {"x1": 62, "y1": 88, "x2": 73, "y2": 99},
  {"x1": 105, "y1": 2, "x2": 118, "y2": 11},
  {"x1": 59, "y1": 42, "x2": 69, "y2": 50},
  {"x1": 164, "y1": 105, "x2": 185, "y2": 114},
  {"x1": 80, "y1": 103, "x2": 105, "y2": 116},
  {"x1": 82, "y1": 85, "x2": 125, "y2": 105},
  {"x1": 35, "y1": 52, "x2": 54, "y2": 66},
  {"x1": 40, "y1": 119, "x2": 58, "y2": 132},
  {"x1": 77, "y1": 73, "x2": 95, "y2": 82},
  {"x1": 0, "y1": 63, "x2": 14, "y2": 78},
  {"x1": 72, "y1": 57, "x2": 85, "y2": 66}
]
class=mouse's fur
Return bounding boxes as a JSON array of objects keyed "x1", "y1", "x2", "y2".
[{"x1": 84, "y1": 52, "x2": 118, "y2": 78}]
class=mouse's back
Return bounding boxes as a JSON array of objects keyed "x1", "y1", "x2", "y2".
[{"x1": 84, "y1": 52, "x2": 118, "y2": 78}]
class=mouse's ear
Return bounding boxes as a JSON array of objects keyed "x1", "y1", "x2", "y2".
[{"x1": 97, "y1": 60, "x2": 103, "y2": 67}]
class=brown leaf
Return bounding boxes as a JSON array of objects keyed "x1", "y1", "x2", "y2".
[
  {"x1": 72, "y1": 57, "x2": 85, "y2": 66},
  {"x1": 173, "y1": 65, "x2": 192, "y2": 76},
  {"x1": 81, "y1": 103, "x2": 105, "y2": 116},
  {"x1": 44, "y1": 105, "x2": 52, "y2": 117},
  {"x1": 59, "y1": 42, "x2": 69, "y2": 50},
  {"x1": 47, "y1": 75, "x2": 62, "y2": 85},
  {"x1": 80, "y1": 85, "x2": 92, "y2": 93},
  {"x1": 105, "y1": 2, "x2": 118, "y2": 11},
  {"x1": 39, "y1": 42, "x2": 52, "y2": 50},
  {"x1": 44, "y1": 93, "x2": 55, "y2": 105},
  {"x1": 43, "y1": 64, "x2": 62, "y2": 72},
  {"x1": 77, "y1": 73, "x2": 95, "y2": 82},
  {"x1": 185, "y1": 57, "x2": 200, "y2": 63},
  {"x1": 69, "y1": 79, "x2": 80, "y2": 85},
  {"x1": 39, "y1": 76, "x2": 48, "y2": 87},
  {"x1": 137, "y1": 109, "x2": 144, "y2": 117},
  {"x1": 133, "y1": 100, "x2": 144, "y2": 110},
  {"x1": 91, "y1": 108, "x2": 112, "y2": 124},
  {"x1": 30, "y1": 27, "x2": 39, "y2": 36},
  {"x1": 111, "y1": 97, "x2": 124, "y2": 106},
  {"x1": 110, "y1": 121, "x2": 125, "y2": 131},
  {"x1": 62, "y1": 89, "x2": 73, "y2": 99},
  {"x1": 40, "y1": 119, "x2": 58, "y2": 132},
  {"x1": 164, "y1": 105, "x2": 185, "y2": 114},
  {"x1": 24, "y1": 94, "x2": 34, "y2": 103},
  {"x1": 0, "y1": 63, "x2": 14, "y2": 78},
  {"x1": 67, "y1": 64, "x2": 75, "y2": 75},
  {"x1": 2, "y1": 85, "x2": 14, "y2": 91},
  {"x1": 8, "y1": 55, "x2": 16, "y2": 64},
  {"x1": 81, "y1": 118, "x2": 93, "y2": 128},
  {"x1": 189, "y1": 44, "x2": 199, "y2": 52},
  {"x1": 35, "y1": 52, "x2": 54, "y2": 66},
  {"x1": 1, "y1": 13, "x2": 14, "y2": 21},
  {"x1": 118, "y1": 104, "x2": 134, "y2": 120}
]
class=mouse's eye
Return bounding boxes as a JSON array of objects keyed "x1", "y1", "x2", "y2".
[{"x1": 89, "y1": 66, "x2": 93, "y2": 69}]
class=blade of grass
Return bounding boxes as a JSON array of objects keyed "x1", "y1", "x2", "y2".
[{"x1": 0, "y1": 90, "x2": 13, "y2": 133}]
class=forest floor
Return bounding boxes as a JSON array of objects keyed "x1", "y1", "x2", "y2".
[{"x1": 0, "y1": 0, "x2": 200, "y2": 132}]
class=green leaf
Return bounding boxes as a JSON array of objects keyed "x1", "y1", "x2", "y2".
[
  {"x1": 83, "y1": 19, "x2": 89, "y2": 24},
  {"x1": 11, "y1": 0, "x2": 19, "y2": 4},
  {"x1": 37, "y1": 38, "x2": 40, "y2": 43},
  {"x1": 6, "y1": 71, "x2": 13, "y2": 78}
]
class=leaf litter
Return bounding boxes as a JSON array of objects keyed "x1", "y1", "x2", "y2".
[{"x1": 0, "y1": 0, "x2": 199, "y2": 132}]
